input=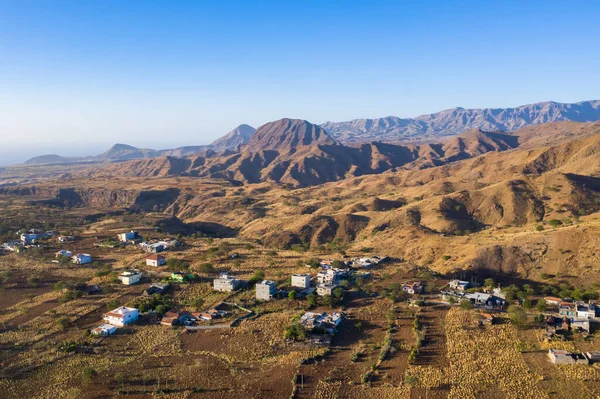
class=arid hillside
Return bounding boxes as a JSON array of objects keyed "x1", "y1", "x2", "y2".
[{"x1": 2, "y1": 121, "x2": 600, "y2": 283}]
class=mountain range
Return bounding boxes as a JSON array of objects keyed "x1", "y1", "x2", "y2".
[
  {"x1": 322, "y1": 99, "x2": 600, "y2": 143},
  {"x1": 24, "y1": 99, "x2": 600, "y2": 165}
]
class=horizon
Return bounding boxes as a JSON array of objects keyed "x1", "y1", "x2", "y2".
[{"x1": 2, "y1": 1, "x2": 600, "y2": 165}]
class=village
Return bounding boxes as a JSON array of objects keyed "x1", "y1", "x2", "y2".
[{"x1": 3, "y1": 222, "x2": 600, "y2": 397}]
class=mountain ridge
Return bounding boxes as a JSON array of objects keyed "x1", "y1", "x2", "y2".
[{"x1": 321, "y1": 99, "x2": 600, "y2": 143}]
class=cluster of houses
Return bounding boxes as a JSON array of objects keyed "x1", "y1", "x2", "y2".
[
  {"x1": 348, "y1": 255, "x2": 389, "y2": 268},
  {"x1": 139, "y1": 238, "x2": 180, "y2": 254},
  {"x1": 542, "y1": 297, "x2": 600, "y2": 336},
  {"x1": 160, "y1": 306, "x2": 229, "y2": 326},
  {"x1": 2, "y1": 229, "x2": 61, "y2": 252},
  {"x1": 440, "y1": 280, "x2": 507, "y2": 309}
]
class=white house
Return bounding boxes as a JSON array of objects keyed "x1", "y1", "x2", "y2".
[
  {"x1": 317, "y1": 269, "x2": 340, "y2": 285},
  {"x1": 91, "y1": 324, "x2": 117, "y2": 336},
  {"x1": 55, "y1": 249, "x2": 73, "y2": 258},
  {"x1": 299, "y1": 312, "x2": 343, "y2": 334},
  {"x1": 72, "y1": 253, "x2": 92, "y2": 264},
  {"x1": 117, "y1": 231, "x2": 137, "y2": 243},
  {"x1": 118, "y1": 271, "x2": 141, "y2": 285},
  {"x1": 146, "y1": 254, "x2": 166, "y2": 267},
  {"x1": 402, "y1": 282, "x2": 424, "y2": 295},
  {"x1": 291, "y1": 274, "x2": 311, "y2": 289},
  {"x1": 20, "y1": 233, "x2": 39, "y2": 245},
  {"x1": 103, "y1": 306, "x2": 139, "y2": 327}
]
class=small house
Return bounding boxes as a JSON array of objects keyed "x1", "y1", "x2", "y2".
[
  {"x1": 103, "y1": 306, "x2": 139, "y2": 327},
  {"x1": 144, "y1": 283, "x2": 170, "y2": 296},
  {"x1": 20, "y1": 233, "x2": 39, "y2": 245},
  {"x1": 544, "y1": 297, "x2": 562, "y2": 307},
  {"x1": 402, "y1": 282, "x2": 424, "y2": 295},
  {"x1": 55, "y1": 249, "x2": 73, "y2": 258},
  {"x1": 559, "y1": 303, "x2": 576, "y2": 317},
  {"x1": 118, "y1": 271, "x2": 141, "y2": 285},
  {"x1": 299, "y1": 312, "x2": 343, "y2": 334},
  {"x1": 256, "y1": 280, "x2": 277, "y2": 301},
  {"x1": 57, "y1": 235, "x2": 75, "y2": 243},
  {"x1": 161, "y1": 309, "x2": 190, "y2": 326},
  {"x1": 585, "y1": 352, "x2": 600, "y2": 363},
  {"x1": 576, "y1": 302, "x2": 597, "y2": 319},
  {"x1": 91, "y1": 324, "x2": 117, "y2": 336},
  {"x1": 117, "y1": 231, "x2": 138, "y2": 243},
  {"x1": 146, "y1": 254, "x2": 166, "y2": 267},
  {"x1": 449, "y1": 280, "x2": 470, "y2": 292},
  {"x1": 548, "y1": 349, "x2": 589, "y2": 365},
  {"x1": 478, "y1": 313, "x2": 495, "y2": 326},
  {"x1": 72, "y1": 253, "x2": 92, "y2": 265}
]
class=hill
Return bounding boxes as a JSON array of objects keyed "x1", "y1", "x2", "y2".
[{"x1": 322, "y1": 99, "x2": 600, "y2": 144}]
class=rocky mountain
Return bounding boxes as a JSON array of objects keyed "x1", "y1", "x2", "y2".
[
  {"x1": 96, "y1": 118, "x2": 522, "y2": 187},
  {"x1": 24, "y1": 124, "x2": 256, "y2": 165},
  {"x1": 210, "y1": 124, "x2": 256, "y2": 152},
  {"x1": 322, "y1": 100, "x2": 600, "y2": 144}
]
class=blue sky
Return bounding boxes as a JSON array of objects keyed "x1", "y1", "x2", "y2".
[{"x1": 1, "y1": 0, "x2": 599, "y2": 164}]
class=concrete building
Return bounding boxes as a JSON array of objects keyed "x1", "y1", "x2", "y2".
[
  {"x1": 317, "y1": 283, "x2": 339, "y2": 296},
  {"x1": 548, "y1": 349, "x2": 589, "y2": 365},
  {"x1": 291, "y1": 274, "x2": 311, "y2": 289},
  {"x1": 256, "y1": 280, "x2": 277, "y2": 300},
  {"x1": 449, "y1": 280, "x2": 470, "y2": 292},
  {"x1": 299, "y1": 312, "x2": 343, "y2": 334},
  {"x1": 118, "y1": 271, "x2": 141, "y2": 285},
  {"x1": 402, "y1": 282, "x2": 424, "y2": 295},
  {"x1": 103, "y1": 306, "x2": 139, "y2": 327},
  {"x1": 317, "y1": 269, "x2": 340, "y2": 285},
  {"x1": 146, "y1": 254, "x2": 166, "y2": 267},
  {"x1": 213, "y1": 272, "x2": 244, "y2": 292}
]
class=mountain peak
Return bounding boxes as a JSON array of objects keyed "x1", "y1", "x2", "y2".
[
  {"x1": 210, "y1": 124, "x2": 256, "y2": 152},
  {"x1": 246, "y1": 118, "x2": 337, "y2": 152}
]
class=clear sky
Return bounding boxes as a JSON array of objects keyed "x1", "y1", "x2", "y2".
[{"x1": 1, "y1": 0, "x2": 599, "y2": 165}]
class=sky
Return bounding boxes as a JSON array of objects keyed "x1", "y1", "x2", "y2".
[{"x1": 1, "y1": 0, "x2": 599, "y2": 165}]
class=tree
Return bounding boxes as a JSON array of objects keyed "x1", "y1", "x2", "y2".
[
  {"x1": 56, "y1": 316, "x2": 70, "y2": 330},
  {"x1": 483, "y1": 278, "x2": 495, "y2": 289},
  {"x1": 536, "y1": 299, "x2": 547, "y2": 312},
  {"x1": 288, "y1": 290, "x2": 297, "y2": 300},
  {"x1": 284, "y1": 323, "x2": 306, "y2": 341},
  {"x1": 448, "y1": 295, "x2": 457, "y2": 305},
  {"x1": 249, "y1": 269, "x2": 265, "y2": 285},
  {"x1": 508, "y1": 305, "x2": 528, "y2": 328},
  {"x1": 306, "y1": 293, "x2": 317, "y2": 309},
  {"x1": 191, "y1": 297, "x2": 204, "y2": 311},
  {"x1": 459, "y1": 299, "x2": 473, "y2": 310},
  {"x1": 522, "y1": 299, "x2": 532, "y2": 310},
  {"x1": 331, "y1": 260, "x2": 345, "y2": 269}
]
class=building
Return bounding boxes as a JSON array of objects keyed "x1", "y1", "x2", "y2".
[
  {"x1": 161, "y1": 309, "x2": 190, "y2": 326},
  {"x1": 576, "y1": 302, "x2": 598, "y2": 319},
  {"x1": 585, "y1": 352, "x2": 600, "y2": 363},
  {"x1": 317, "y1": 269, "x2": 341, "y2": 285},
  {"x1": 548, "y1": 349, "x2": 589, "y2": 365},
  {"x1": 57, "y1": 236, "x2": 75, "y2": 243},
  {"x1": 317, "y1": 283, "x2": 339, "y2": 296},
  {"x1": 55, "y1": 249, "x2": 73, "y2": 258},
  {"x1": 291, "y1": 274, "x2": 311, "y2": 289},
  {"x1": 449, "y1": 280, "x2": 470, "y2": 292},
  {"x1": 117, "y1": 231, "x2": 137, "y2": 242},
  {"x1": 103, "y1": 306, "x2": 139, "y2": 327},
  {"x1": 544, "y1": 297, "x2": 562, "y2": 306},
  {"x1": 402, "y1": 282, "x2": 424, "y2": 295},
  {"x1": 20, "y1": 233, "x2": 39, "y2": 245},
  {"x1": 213, "y1": 272, "x2": 244, "y2": 292},
  {"x1": 146, "y1": 254, "x2": 166, "y2": 267},
  {"x1": 118, "y1": 271, "x2": 141, "y2": 285},
  {"x1": 144, "y1": 283, "x2": 170, "y2": 296},
  {"x1": 478, "y1": 313, "x2": 496, "y2": 326},
  {"x1": 559, "y1": 303, "x2": 576, "y2": 317},
  {"x1": 299, "y1": 312, "x2": 343, "y2": 334},
  {"x1": 72, "y1": 253, "x2": 92, "y2": 265},
  {"x1": 91, "y1": 324, "x2": 117, "y2": 336},
  {"x1": 256, "y1": 280, "x2": 277, "y2": 300}
]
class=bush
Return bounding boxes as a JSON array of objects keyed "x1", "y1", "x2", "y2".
[
  {"x1": 535, "y1": 225, "x2": 544, "y2": 231},
  {"x1": 548, "y1": 219, "x2": 563, "y2": 228},
  {"x1": 106, "y1": 299, "x2": 120, "y2": 310},
  {"x1": 459, "y1": 299, "x2": 473, "y2": 310},
  {"x1": 288, "y1": 290, "x2": 297, "y2": 300},
  {"x1": 197, "y1": 263, "x2": 214, "y2": 273},
  {"x1": 508, "y1": 305, "x2": 528, "y2": 328}
]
